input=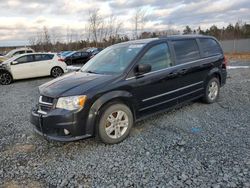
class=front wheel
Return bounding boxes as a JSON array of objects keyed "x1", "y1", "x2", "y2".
[
  {"x1": 51, "y1": 67, "x2": 63, "y2": 78},
  {"x1": 0, "y1": 72, "x2": 13, "y2": 85},
  {"x1": 202, "y1": 77, "x2": 220, "y2": 104},
  {"x1": 97, "y1": 103, "x2": 133, "y2": 144}
]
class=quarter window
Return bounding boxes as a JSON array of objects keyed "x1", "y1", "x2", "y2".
[
  {"x1": 199, "y1": 38, "x2": 222, "y2": 57},
  {"x1": 138, "y1": 43, "x2": 172, "y2": 72},
  {"x1": 173, "y1": 39, "x2": 200, "y2": 63}
]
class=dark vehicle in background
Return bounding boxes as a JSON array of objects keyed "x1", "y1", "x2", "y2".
[
  {"x1": 60, "y1": 51, "x2": 91, "y2": 65},
  {"x1": 58, "y1": 51, "x2": 73, "y2": 57},
  {"x1": 31, "y1": 35, "x2": 227, "y2": 144},
  {"x1": 87, "y1": 48, "x2": 103, "y2": 59}
]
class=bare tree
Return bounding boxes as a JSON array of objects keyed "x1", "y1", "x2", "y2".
[
  {"x1": 87, "y1": 9, "x2": 103, "y2": 46},
  {"x1": 133, "y1": 7, "x2": 148, "y2": 39}
]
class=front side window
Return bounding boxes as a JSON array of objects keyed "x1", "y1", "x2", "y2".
[
  {"x1": 13, "y1": 51, "x2": 24, "y2": 56},
  {"x1": 16, "y1": 55, "x2": 33, "y2": 64},
  {"x1": 81, "y1": 52, "x2": 89, "y2": 57},
  {"x1": 81, "y1": 44, "x2": 144, "y2": 74},
  {"x1": 73, "y1": 52, "x2": 81, "y2": 57},
  {"x1": 199, "y1": 38, "x2": 222, "y2": 57},
  {"x1": 138, "y1": 43, "x2": 172, "y2": 72},
  {"x1": 173, "y1": 39, "x2": 200, "y2": 63}
]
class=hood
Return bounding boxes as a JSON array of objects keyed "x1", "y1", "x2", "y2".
[{"x1": 39, "y1": 71, "x2": 117, "y2": 98}]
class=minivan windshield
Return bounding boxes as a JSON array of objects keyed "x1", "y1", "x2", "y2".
[{"x1": 81, "y1": 44, "x2": 144, "y2": 74}]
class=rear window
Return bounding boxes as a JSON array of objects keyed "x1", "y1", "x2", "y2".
[
  {"x1": 199, "y1": 38, "x2": 222, "y2": 57},
  {"x1": 172, "y1": 39, "x2": 200, "y2": 63}
]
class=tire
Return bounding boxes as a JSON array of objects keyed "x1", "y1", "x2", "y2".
[
  {"x1": 202, "y1": 77, "x2": 220, "y2": 104},
  {"x1": 97, "y1": 103, "x2": 133, "y2": 144},
  {"x1": 51, "y1": 67, "x2": 63, "y2": 78},
  {"x1": 0, "y1": 72, "x2": 13, "y2": 85}
]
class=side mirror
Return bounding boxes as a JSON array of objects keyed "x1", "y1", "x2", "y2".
[
  {"x1": 11, "y1": 61, "x2": 18, "y2": 65},
  {"x1": 136, "y1": 64, "x2": 151, "y2": 75}
]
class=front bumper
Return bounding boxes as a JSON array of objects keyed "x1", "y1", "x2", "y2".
[{"x1": 30, "y1": 107, "x2": 92, "y2": 142}]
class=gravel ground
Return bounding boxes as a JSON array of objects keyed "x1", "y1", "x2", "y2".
[{"x1": 0, "y1": 61, "x2": 249, "y2": 188}]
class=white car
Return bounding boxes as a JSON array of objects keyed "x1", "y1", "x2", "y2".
[
  {"x1": 0, "y1": 53, "x2": 67, "y2": 85},
  {"x1": 0, "y1": 47, "x2": 35, "y2": 63}
]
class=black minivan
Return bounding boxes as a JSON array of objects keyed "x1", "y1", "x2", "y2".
[{"x1": 31, "y1": 35, "x2": 227, "y2": 144}]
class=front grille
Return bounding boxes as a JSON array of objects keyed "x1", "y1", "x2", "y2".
[
  {"x1": 38, "y1": 95, "x2": 54, "y2": 114},
  {"x1": 39, "y1": 105, "x2": 52, "y2": 112}
]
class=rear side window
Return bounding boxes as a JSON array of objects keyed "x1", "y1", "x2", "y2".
[
  {"x1": 199, "y1": 38, "x2": 222, "y2": 57},
  {"x1": 173, "y1": 39, "x2": 200, "y2": 63},
  {"x1": 34, "y1": 54, "x2": 54, "y2": 61},
  {"x1": 138, "y1": 43, "x2": 172, "y2": 72}
]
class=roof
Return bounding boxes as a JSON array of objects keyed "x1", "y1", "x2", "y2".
[{"x1": 115, "y1": 35, "x2": 216, "y2": 46}]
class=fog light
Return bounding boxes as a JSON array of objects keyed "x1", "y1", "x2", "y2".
[{"x1": 64, "y1": 129, "x2": 70, "y2": 135}]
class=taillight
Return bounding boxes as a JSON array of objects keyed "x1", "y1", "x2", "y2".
[
  {"x1": 58, "y1": 58, "x2": 65, "y2": 62},
  {"x1": 222, "y1": 56, "x2": 228, "y2": 69}
]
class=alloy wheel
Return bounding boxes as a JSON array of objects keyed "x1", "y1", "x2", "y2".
[
  {"x1": 0, "y1": 73, "x2": 12, "y2": 85},
  {"x1": 208, "y1": 81, "x2": 219, "y2": 101},
  {"x1": 105, "y1": 110, "x2": 129, "y2": 139},
  {"x1": 52, "y1": 68, "x2": 63, "y2": 77}
]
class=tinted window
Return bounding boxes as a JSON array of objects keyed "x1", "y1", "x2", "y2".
[
  {"x1": 81, "y1": 52, "x2": 89, "y2": 57},
  {"x1": 13, "y1": 51, "x2": 25, "y2": 56},
  {"x1": 199, "y1": 38, "x2": 222, "y2": 57},
  {"x1": 34, "y1": 54, "x2": 54, "y2": 61},
  {"x1": 138, "y1": 43, "x2": 172, "y2": 72},
  {"x1": 73, "y1": 52, "x2": 81, "y2": 57},
  {"x1": 16, "y1": 55, "x2": 33, "y2": 63},
  {"x1": 173, "y1": 39, "x2": 200, "y2": 63},
  {"x1": 27, "y1": 50, "x2": 33, "y2": 53}
]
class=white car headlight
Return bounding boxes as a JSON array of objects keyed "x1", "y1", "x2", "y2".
[{"x1": 56, "y1": 95, "x2": 87, "y2": 111}]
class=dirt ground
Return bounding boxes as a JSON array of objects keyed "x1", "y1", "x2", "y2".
[{"x1": 225, "y1": 52, "x2": 250, "y2": 61}]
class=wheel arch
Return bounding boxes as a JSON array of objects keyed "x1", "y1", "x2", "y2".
[
  {"x1": 0, "y1": 68, "x2": 12, "y2": 77},
  {"x1": 85, "y1": 90, "x2": 137, "y2": 136},
  {"x1": 50, "y1": 66, "x2": 64, "y2": 75},
  {"x1": 206, "y1": 68, "x2": 222, "y2": 86}
]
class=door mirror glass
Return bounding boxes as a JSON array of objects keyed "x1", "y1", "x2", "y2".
[{"x1": 136, "y1": 64, "x2": 151, "y2": 75}]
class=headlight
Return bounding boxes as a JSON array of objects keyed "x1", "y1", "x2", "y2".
[{"x1": 56, "y1": 95, "x2": 87, "y2": 111}]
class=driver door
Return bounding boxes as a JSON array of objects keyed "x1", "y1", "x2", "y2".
[{"x1": 10, "y1": 55, "x2": 34, "y2": 79}]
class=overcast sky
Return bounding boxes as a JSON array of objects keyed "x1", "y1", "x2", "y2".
[{"x1": 0, "y1": 0, "x2": 249, "y2": 46}]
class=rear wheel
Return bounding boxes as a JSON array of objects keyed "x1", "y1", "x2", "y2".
[
  {"x1": 202, "y1": 77, "x2": 220, "y2": 104},
  {"x1": 0, "y1": 72, "x2": 13, "y2": 85},
  {"x1": 51, "y1": 67, "x2": 63, "y2": 78},
  {"x1": 97, "y1": 103, "x2": 133, "y2": 144}
]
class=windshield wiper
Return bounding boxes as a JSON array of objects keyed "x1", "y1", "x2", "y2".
[{"x1": 85, "y1": 70, "x2": 99, "y2": 74}]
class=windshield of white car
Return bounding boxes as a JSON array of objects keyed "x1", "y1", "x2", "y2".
[{"x1": 81, "y1": 44, "x2": 144, "y2": 75}]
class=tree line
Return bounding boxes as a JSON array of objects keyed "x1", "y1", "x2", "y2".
[{"x1": 183, "y1": 21, "x2": 250, "y2": 40}]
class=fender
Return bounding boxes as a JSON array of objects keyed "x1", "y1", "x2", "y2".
[
  {"x1": 0, "y1": 65, "x2": 12, "y2": 75},
  {"x1": 85, "y1": 90, "x2": 137, "y2": 135},
  {"x1": 206, "y1": 67, "x2": 222, "y2": 84}
]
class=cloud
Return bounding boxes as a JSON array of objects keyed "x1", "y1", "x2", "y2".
[{"x1": 0, "y1": 0, "x2": 249, "y2": 46}]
